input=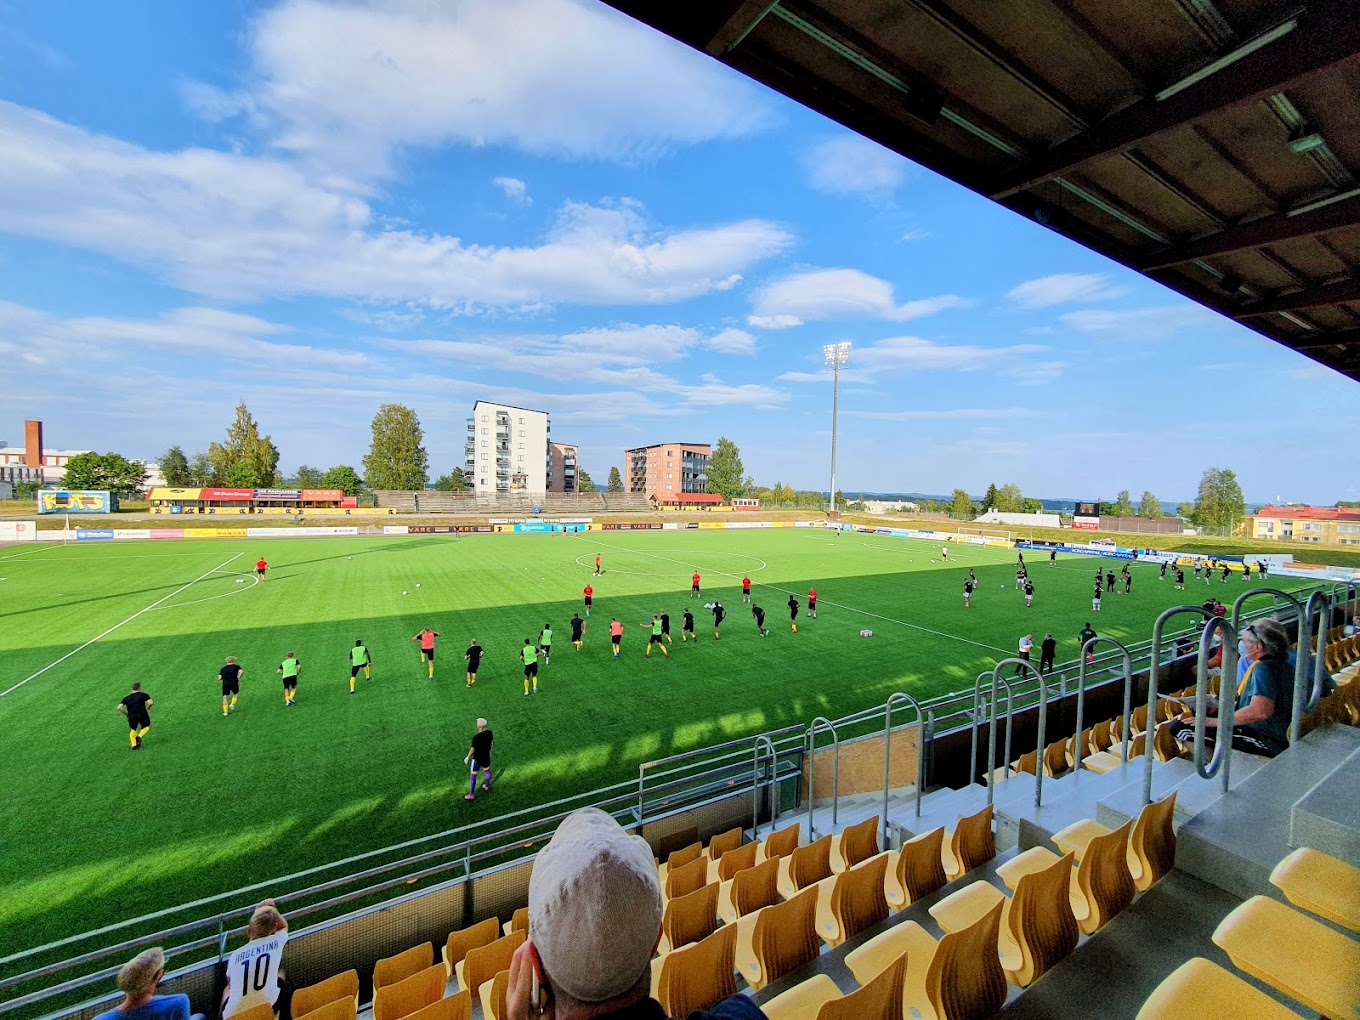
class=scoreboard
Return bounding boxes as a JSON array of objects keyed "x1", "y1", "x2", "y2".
[
  {"x1": 1073, "y1": 500, "x2": 1101, "y2": 531},
  {"x1": 1075, "y1": 501, "x2": 1101, "y2": 518}
]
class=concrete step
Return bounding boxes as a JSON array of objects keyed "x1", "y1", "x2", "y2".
[
  {"x1": 1176, "y1": 724, "x2": 1360, "y2": 900},
  {"x1": 893, "y1": 783, "x2": 992, "y2": 840},
  {"x1": 1094, "y1": 752, "x2": 1263, "y2": 830},
  {"x1": 1291, "y1": 746, "x2": 1360, "y2": 867}
]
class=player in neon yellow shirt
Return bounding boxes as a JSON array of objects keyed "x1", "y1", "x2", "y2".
[
  {"x1": 641, "y1": 615, "x2": 670, "y2": 658},
  {"x1": 276, "y1": 652, "x2": 301, "y2": 706},
  {"x1": 349, "y1": 640, "x2": 371, "y2": 694}
]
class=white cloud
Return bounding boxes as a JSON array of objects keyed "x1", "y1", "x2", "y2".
[
  {"x1": 189, "y1": 0, "x2": 776, "y2": 178},
  {"x1": 492, "y1": 176, "x2": 530, "y2": 205},
  {"x1": 1006, "y1": 273, "x2": 1125, "y2": 309},
  {"x1": 779, "y1": 334, "x2": 1066, "y2": 385},
  {"x1": 1060, "y1": 304, "x2": 1220, "y2": 340},
  {"x1": 842, "y1": 408, "x2": 1039, "y2": 422},
  {"x1": 802, "y1": 135, "x2": 907, "y2": 197},
  {"x1": 899, "y1": 229, "x2": 930, "y2": 242},
  {"x1": 749, "y1": 269, "x2": 966, "y2": 329},
  {"x1": 0, "y1": 102, "x2": 792, "y2": 307},
  {"x1": 705, "y1": 328, "x2": 756, "y2": 355}
]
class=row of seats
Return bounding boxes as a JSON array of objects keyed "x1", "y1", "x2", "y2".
[
  {"x1": 1137, "y1": 846, "x2": 1360, "y2": 1018},
  {"x1": 999, "y1": 709, "x2": 1182, "y2": 782}
]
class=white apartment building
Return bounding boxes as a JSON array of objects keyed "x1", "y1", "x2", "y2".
[{"x1": 464, "y1": 402, "x2": 551, "y2": 497}]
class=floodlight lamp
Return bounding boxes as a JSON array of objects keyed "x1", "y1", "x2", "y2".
[{"x1": 823, "y1": 341, "x2": 852, "y2": 366}]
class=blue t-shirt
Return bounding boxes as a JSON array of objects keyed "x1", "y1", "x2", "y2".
[
  {"x1": 94, "y1": 995, "x2": 192, "y2": 1020},
  {"x1": 1238, "y1": 658, "x2": 1294, "y2": 744}
]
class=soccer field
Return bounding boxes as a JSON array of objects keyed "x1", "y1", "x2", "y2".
[{"x1": 0, "y1": 528, "x2": 1311, "y2": 954}]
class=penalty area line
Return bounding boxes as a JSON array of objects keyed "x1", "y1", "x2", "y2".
[{"x1": 0, "y1": 553, "x2": 243, "y2": 698}]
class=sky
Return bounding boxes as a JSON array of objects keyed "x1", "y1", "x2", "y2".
[{"x1": 0, "y1": 0, "x2": 1356, "y2": 505}]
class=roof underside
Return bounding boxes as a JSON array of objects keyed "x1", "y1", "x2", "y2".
[{"x1": 603, "y1": 0, "x2": 1360, "y2": 382}]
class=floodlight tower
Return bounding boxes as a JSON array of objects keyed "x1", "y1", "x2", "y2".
[{"x1": 823, "y1": 341, "x2": 852, "y2": 515}]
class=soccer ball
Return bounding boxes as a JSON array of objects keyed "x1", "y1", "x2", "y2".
[
  {"x1": 402, "y1": 591, "x2": 408, "y2": 596},
  {"x1": 1000, "y1": 584, "x2": 1005, "y2": 589},
  {"x1": 347, "y1": 556, "x2": 352, "y2": 560},
  {"x1": 416, "y1": 583, "x2": 421, "y2": 588},
  {"x1": 235, "y1": 578, "x2": 245, "y2": 584}
]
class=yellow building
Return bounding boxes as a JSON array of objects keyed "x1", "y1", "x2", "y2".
[{"x1": 1247, "y1": 505, "x2": 1360, "y2": 546}]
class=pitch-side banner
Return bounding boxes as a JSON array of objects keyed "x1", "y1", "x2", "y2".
[{"x1": 0, "y1": 520, "x2": 36, "y2": 542}]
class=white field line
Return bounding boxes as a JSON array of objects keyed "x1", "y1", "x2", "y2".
[
  {"x1": 148, "y1": 567, "x2": 260, "y2": 611},
  {"x1": 0, "y1": 545, "x2": 59, "y2": 562},
  {"x1": 573, "y1": 535, "x2": 1012, "y2": 655},
  {"x1": 0, "y1": 553, "x2": 243, "y2": 697}
]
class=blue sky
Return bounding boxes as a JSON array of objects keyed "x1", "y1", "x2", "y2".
[{"x1": 1, "y1": 0, "x2": 1355, "y2": 504}]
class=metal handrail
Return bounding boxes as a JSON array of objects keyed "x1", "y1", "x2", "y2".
[
  {"x1": 805, "y1": 717, "x2": 839, "y2": 838},
  {"x1": 1292, "y1": 589, "x2": 1331, "y2": 738},
  {"x1": 1144, "y1": 604, "x2": 1215, "y2": 804},
  {"x1": 1191, "y1": 617, "x2": 1240, "y2": 789},
  {"x1": 1074, "y1": 637, "x2": 1133, "y2": 770},
  {"x1": 977, "y1": 670, "x2": 1018, "y2": 806},
  {"x1": 993, "y1": 657, "x2": 1049, "y2": 806},
  {"x1": 752, "y1": 735, "x2": 777, "y2": 840},
  {"x1": 968, "y1": 669, "x2": 1016, "y2": 784},
  {"x1": 881, "y1": 692, "x2": 924, "y2": 841}
]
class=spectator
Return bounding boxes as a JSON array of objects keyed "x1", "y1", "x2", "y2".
[
  {"x1": 1169, "y1": 619, "x2": 1294, "y2": 758},
  {"x1": 1015, "y1": 634, "x2": 1033, "y2": 677},
  {"x1": 1039, "y1": 633, "x2": 1057, "y2": 676},
  {"x1": 94, "y1": 948, "x2": 200, "y2": 1020},
  {"x1": 506, "y1": 808, "x2": 764, "y2": 1020},
  {"x1": 221, "y1": 901, "x2": 289, "y2": 1020}
]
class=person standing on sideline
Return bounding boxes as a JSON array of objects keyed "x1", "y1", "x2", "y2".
[
  {"x1": 118, "y1": 683, "x2": 153, "y2": 750},
  {"x1": 1039, "y1": 633, "x2": 1057, "y2": 675},
  {"x1": 1016, "y1": 634, "x2": 1033, "y2": 676},
  {"x1": 219, "y1": 656, "x2": 243, "y2": 717},
  {"x1": 254, "y1": 557, "x2": 268, "y2": 581},
  {"x1": 276, "y1": 652, "x2": 300, "y2": 707},
  {"x1": 741, "y1": 575, "x2": 751, "y2": 603},
  {"x1": 413, "y1": 627, "x2": 440, "y2": 678},
  {"x1": 569, "y1": 613, "x2": 585, "y2": 651},
  {"x1": 538, "y1": 622, "x2": 553, "y2": 665},
  {"x1": 1024, "y1": 578, "x2": 1035, "y2": 607},
  {"x1": 348, "y1": 640, "x2": 370, "y2": 694},
  {"x1": 711, "y1": 601, "x2": 725, "y2": 639},
  {"x1": 220, "y1": 902, "x2": 288, "y2": 1020},
  {"x1": 593, "y1": 553, "x2": 601, "y2": 576},
  {"x1": 690, "y1": 570, "x2": 701, "y2": 598},
  {"x1": 582, "y1": 583, "x2": 593, "y2": 617},
  {"x1": 807, "y1": 586, "x2": 818, "y2": 619},
  {"x1": 641, "y1": 615, "x2": 669, "y2": 659},
  {"x1": 521, "y1": 639, "x2": 539, "y2": 695},
  {"x1": 464, "y1": 718, "x2": 493, "y2": 801},
  {"x1": 681, "y1": 608, "x2": 696, "y2": 643},
  {"x1": 752, "y1": 604, "x2": 768, "y2": 636},
  {"x1": 1078, "y1": 622, "x2": 1097, "y2": 663},
  {"x1": 93, "y1": 948, "x2": 195, "y2": 1020},
  {"x1": 609, "y1": 618, "x2": 623, "y2": 658},
  {"x1": 464, "y1": 638, "x2": 484, "y2": 688}
]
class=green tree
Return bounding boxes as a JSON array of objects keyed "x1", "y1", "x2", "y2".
[
  {"x1": 1112, "y1": 489, "x2": 1136, "y2": 517},
  {"x1": 321, "y1": 465, "x2": 365, "y2": 497},
  {"x1": 292, "y1": 465, "x2": 325, "y2": 488},
  {"x1": 995, "y1": 483, "x2": 1024, "y2": 512},
  {"x1": 60, "y1": 451, "x2": 106, "y2": 491},
  {"x1": 1021, "y1": 498, "x2": 1045, "y2": 514},
  {"x1": 61, "y1": 451, "x2": 148, "y2": 495},
  {"x1": 606, "y1": 466, "x2": 623, "y2": 493},
  {"x1": 1138, "y1": 490, "x2": 1163, "y2": 518},
  {"x1": 188, "y1": 451, "x2": 216, "y2": 485},
  {"x1": 1176, "y1": 502, "x2": 1197, "y2": 523},
  {"x1": 158, "y1": 446, "x2": 191, "y2": 487},
  {"x1": 15, "y1": 480, "x2": 41, "y2": 499},
  {"x1": 705, "y1": 436, "x2": 746, "y2": 501},
  {"x1": 208, "y1": 401, "x2": 280, "y2": 486},
  {"x1": 433, "y1": 468, "x2": 469, "y2": 492},
  {"x1": 949, "y1": 488, "x2": 975, "y2": 516},
  {"x1": 982, "y1": 482, "x2": 1000, "y2": 511},
  {"x1": 576, "y1": 467, "x2": 595, "y2": 492},
  {"x1": 362, "y1": 404, "x2": 429, "y2": 490},
  {"x1": 1191, "y1": 467, "x2": 1247, "y2": 531}
]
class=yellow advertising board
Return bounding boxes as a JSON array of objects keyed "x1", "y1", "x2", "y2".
[
  {"x1": 698, "y1": 522, "x2": 726, "y2": 529},
  {"x1": 148, "y1": 487, "x2": 204, "y2": 501}
]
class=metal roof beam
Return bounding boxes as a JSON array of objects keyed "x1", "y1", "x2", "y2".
[
  {"x1": 989, "y1": 3, "x2": 1360, "y2": 200},
  {"x1": 1290, "y1": 326, "x2": 1360, "y2": 350},
  {"x1": 704, "y1": 0, "x2": 781, "y2": 56},
  {"x1": 1138, "y1": 191, "x2": 1360, "y2": 269},
  {"x1": 1235, "y1": 277, "x2": 1360, "y2": 318}
]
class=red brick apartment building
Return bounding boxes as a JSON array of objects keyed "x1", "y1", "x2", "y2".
[{"x1": 625, "y1": 443, "x2": 710, "y2": 501}]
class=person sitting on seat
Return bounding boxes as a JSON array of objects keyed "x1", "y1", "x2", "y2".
[
  {"x1": 505, "y1": 807, "x2": 765, "y2": 1020},
  {"x1": 94, "y1": 948, "x2": 202, "y2": 1020}
]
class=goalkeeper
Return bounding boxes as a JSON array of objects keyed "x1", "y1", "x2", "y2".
[{"x1": 463, "y1": 718, "x2": 494, "y2": 801}]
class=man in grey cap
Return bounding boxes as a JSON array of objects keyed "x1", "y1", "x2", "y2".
[{"x1": 505, "y1": 807, "x2": 765, "y2": 1020}]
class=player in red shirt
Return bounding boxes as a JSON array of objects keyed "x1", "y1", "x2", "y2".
[
  {"x1": 583, "y1": 584, "x2": 593, "y2": 617},
  {"x1": 690, "y1": 571, "x2": 701, "y2": 598},
  {"x1": 741, "y1": 576, "x2": 751, "y2": 603},
  {"x1": 609, "y1": 618, "x2": 624, "y2": 658},
  {"x1": 594, "y1": 553, "x2": 602, "y2": 576},
  {"x1": 255, "y1": 557, "x2": 268, "y2": 580},
  {"x1": 412, "y1": 627, "x2": 440, "y2": 679},
  {"x1": 807, "y1": 587, "x2": 818, "y2": 619}
]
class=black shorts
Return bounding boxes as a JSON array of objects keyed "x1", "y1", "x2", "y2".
[
  {"x1": 470, "y1": 757, "x2": 490, "y2": 772},
  {"x1": 649, "y1": 634, "x2": 663, "y2": 644},
  {"x1": 691, "y1": 583, "x2": 700, "y2": 591},
  {"x1": 754, "y1": 616, "x2": 765, "y2": 627},
  {"x1": 222, "y1": 681, "x2": 239, "y2": 696},
  {"x1": 524, "y1": 663, "x2": 538, "y2": 678},
  {"x1": 282, "y1": 676, "x2": 298, "y2": 690},
  {"x1": 584, "y1": 596, "x2": 592, "y2": 606},
  {"x1": 743, "y1": 588, "x2": 751, "y2": 596},
  {"x1": 570, "y1": 632, "x2": 582, "y2": 643},
  {"x1": 466, "y1": 660, "x2": 481, "y2": 673},
  {"x1": 611, "y1": 634, "x2": 622, "y2": 645},
  {"x1": 351, "y1": 664, "x2": 364, "y2": 677},
  {"x1": 127, "y1": 715, "x2": 150, "y2": 731},
  {"x1": 256, "y1": 568, "x2": 266, "y2": 576},
  {"x1": 808, "y1": 601, "x2": 816, "y2": 610},
  {"x1": 683, "y1": 626, "x2": 694, "y2": 635},
  {"x1": 421, "y1": 648, "x2": 435, "y2": 660},
  {"x1": 541, "y1": 644, "x2": 551, "y2": 656}
]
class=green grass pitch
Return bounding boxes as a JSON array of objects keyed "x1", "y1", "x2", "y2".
[{"x1": 0, "y1": 528, "x2": 1311, "y2": 954}]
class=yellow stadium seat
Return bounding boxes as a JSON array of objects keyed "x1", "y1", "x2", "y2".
[
  {"x1": 1065, "y1": 729, "x2": 1093, "y2": 768},
  {"x1": 442, "y1": 917, "x2": 499, "y2": 985},
  {"x1": 714, "y1": 839, "x2": 758, "y2": 883},
  {"x1": 402, "y1": 992, "x2": 470, "y2": 1020},
  {"x1": 1012, "y1": 750, "x2": 1039, "y2": 776},
  {"x1": 830, "y1": 815, "x2": 880, "y2": 873},
  {"x1": 719, "y1": 855, "x2": 781, "y2": 925},
  {"x1": 815, "y1": 852, "x2": 889, "y2": 947},
  {"x1": 457, "y1": 931, "x2": 524, "y2": 1009},
  {"x1": 845, "y1": 920, "x2": 935, "y2": 1009},
  {"x1": 1001, "y1": 850, "x2": 1079, "y2": 987},
  {"x1": 1090, "y1": 719, "x2": 1113, "y2": 753},
  {"x1": 818, "y1": 951, "x2": 906, "y2": 1020},
  {"x1": 706, "y1": 827, "x2": 743, "y2": 862},
  {"x1": 760, "y1": 975, "x2": 841, "y2": 1020},
  {"x1": 923, "y1": 899, "x2": 1007, "y2": 1020},
  {"x1": 226, "y1": 1003, "x2": 275, "y2": 1020},
  {"x1": 291, "y1": 970, "x2": 359, "y2": 1020},
  {"x1": 654, "y1": 923, "x2": 737, "y2": 1019},
  {"x1": 929, "y1": 880, "x2": 1006, "y2": 935},
  {"x1": 373, "y1": 943, "x2": 434, "y2": 993},
  {"x1": 292, "y1": 996, "x2": 355, "y2": 1020},
  {"x1": 759, "y1": 822, "x2": 801, "y2": 863},
  {"x1": 665, "y1": 855, "x2": 709, "y2": 901},
  {"x1": 1270, "y1": 847, "x2": 1360, "y2": 933},
  {"x1": 500, "y1": 908, "x2": 527, "y2": 939},
  {"x1": 1071, "y1": 821, "x2": 1135, "y2": 935},
  {"x1": 1043, "y1": 739, "x2": 1069, "y2": 778},
  {"x1": 477, "y1": 970, "x2": 508, "y2": 1020},
  {"x1": 735, "y1": 885, "x2": 819, "y2": 991},
  {"x1": 884, "y1": 826, "x2": 947, "y2": 911},
  {"x1": 659, "y1": 880, "x2": 720, "y2": 954},
  {"x1": 1213, "y1": 895, "x2": 1360, "y2": 1020},
  {"x1": 657, "y1": 840, "x2": 703, "y2": 887},
  {"x1": 777, "y1": 834, "x2": 833, "y2": 900},
  {"x1": 1128, "y1": 790, "x2": 1177, "y2": 892},
  {"x1": 943, "y1": 804, "x2": 995, "y2": 881},
  {"x1": 371, "y1": 963, "x2": 446, "y2": 1020},
  {"x1": 1135, "y1": 959, "x2": 1304, "y2": 1020}
]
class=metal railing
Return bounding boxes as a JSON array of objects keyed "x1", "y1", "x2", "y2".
[
  {"x1": 989, "y1": 657, "x2": 1050, "y2": 807},
  {"x1": 805, "y1": 717, "x2": 840, "y2": 838},
  {"x1": 882, "y1": 692, "x2": 924, "y2": 841},
  {"x1": 1187, "y1": 617, "x2": 1241, "y2": 789},
  {"x1": 1144, "y1": 605, "x2": 1216, "y2": 803},
  {"x1": 1074, "y1": 637, "x2": 1133, "y2": 769}
]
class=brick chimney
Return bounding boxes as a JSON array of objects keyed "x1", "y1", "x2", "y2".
[{"x1": 23, "y1": 419, "x2": 42, "y2": 467}]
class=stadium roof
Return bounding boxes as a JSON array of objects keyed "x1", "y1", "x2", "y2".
[{"x1": 601, "y1": 0, "x2": 1360, "y2": 382}]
